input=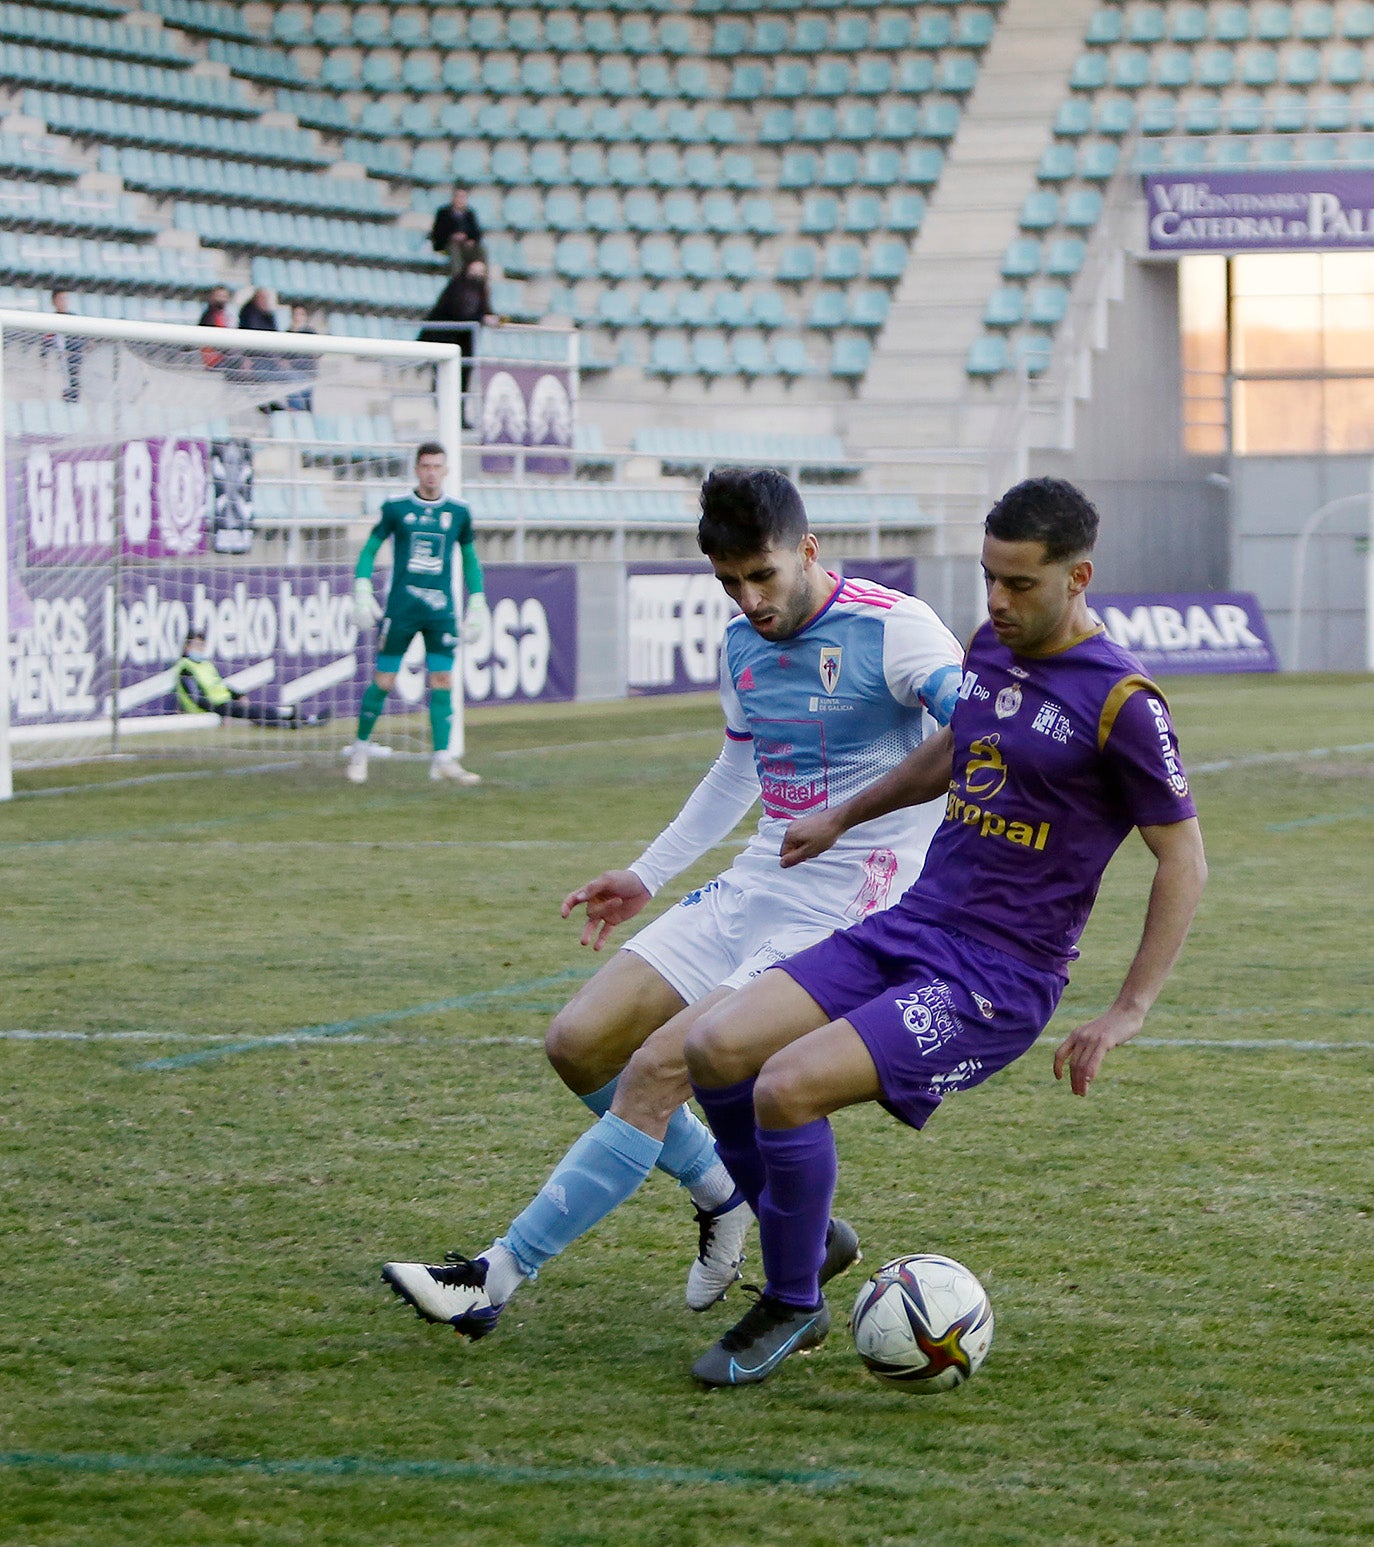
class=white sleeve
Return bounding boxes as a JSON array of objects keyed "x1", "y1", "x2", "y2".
[
  {"x1": 628, "y1": 735, "x2": 760, "y2": 896},
  {"x1": 882, "y1": 599, "x2": 966, "y2": 727}
]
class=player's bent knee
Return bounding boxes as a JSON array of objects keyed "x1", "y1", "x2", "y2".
[
  {"x1": 753, "y1": 1059, "x2": 819, "y2": 1130},
  {"x1": 683, "y1": 1007, "x2": 754, "y2": 1088},
  {"x1": 617, "y1": 1040, "x2": 689, "y2": 1118}
]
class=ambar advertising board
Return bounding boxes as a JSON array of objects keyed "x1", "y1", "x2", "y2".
[{"x1": 1090, "y1": 592, "x2": 1279, "y2": 673}]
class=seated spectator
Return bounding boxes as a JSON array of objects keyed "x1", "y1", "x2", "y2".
[
  {"x1": 285, "y1": 304, "x2": 319, "y2": 412},
  {"x1": 197, "y1": 283, "x2": 233, "y2": 370},
  {"x1": 430, "y1": 184, "x2": 484, "y2": 276},
  {"x1": 174, "y1": 629, "x2": 328, "y2": 727}
]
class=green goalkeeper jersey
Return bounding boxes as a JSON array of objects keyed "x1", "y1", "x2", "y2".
[{"x1": 357, "y1": 492, "x2": 481, "y2": 617}]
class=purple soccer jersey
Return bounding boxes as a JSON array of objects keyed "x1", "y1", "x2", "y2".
[{"x1": 901, "y1": 620, "x2": 1198, "y2": 975}]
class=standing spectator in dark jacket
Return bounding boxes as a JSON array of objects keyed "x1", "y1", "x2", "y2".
[
  {"x1": 430, "y1": 185, "x2": 484, "y2": 275},
  {"x1": 419, "y1": 259, "x2": 496, "y2": 425},
  {"x1": 285, "y1": 303, "x2": 319, "y2": 412},
  {"x1": 42, "y1": 288, "x2": 83, "y2": 402},
  {"x1": 237, "y1": 287, "x2": 285, "y2": 404}
]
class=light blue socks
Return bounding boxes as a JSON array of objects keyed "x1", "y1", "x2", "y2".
[
  {"x1": 501, "y1": 1112, "x2": 664, "y2": 1277},
  {"x1": 576, "y1": 1076, "x2": 722, "y2": 1191}
]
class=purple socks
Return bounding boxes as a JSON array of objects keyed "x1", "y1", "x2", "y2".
[
  {"x1": 692, "y1": 1077, "x2": 838, "y2": 1311},
  {"x1": 757, "y1": 1118, "x2": 837, "y2": 1309}
]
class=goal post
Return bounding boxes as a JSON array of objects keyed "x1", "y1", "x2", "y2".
[{"x1": 0, "y1": 309, "x2": 464, "y2": 799}]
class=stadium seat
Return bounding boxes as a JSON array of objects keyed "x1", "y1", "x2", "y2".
[
  {"x1": 1045, "y1": 237, "x2": 1087, "y2": 276},
  {"x1": 649, "y1": 332, "x2": 690, "y2": 376},
  {"x1": 732, "y1": 331, "x2": 774, "y2": 377},
  {"x1": 1001, "y1": 237, "x2": 1042, "y2": 278},
  {"x1": 801, "y1": 193, "x2": 840, "y2": 235},
  {"x1": 822, "y1": 242, "x2": 864, "y2": 283},
  {"x1": 1214, "y1": 4, "x2": 1252, "y2": 41},
  {"x1": 1086, "y1": 8, "x2": 1124, "y2": 45},
  {"x1": 1170, "y1": 5, "x2": 1209, "y2": 43},
  {"x1": 1055, "y1": 98, "x2": 1094, "y2": 136},
  {"x1": 773, "y1": 334, "x2": 816, "y2": 375},
  {"x1": 984, "y1": 288, "x2": 1025, "y2": 328},
  {"x1": 1028, "y1": 284, "x2": 1070, "y2": 328},
  {"x1": 1019, "y1": 191, "x2": 1059, "y2": 230},
  {"x1": 868, "y1": 239, "x2": 908, "y2": 283},
  {"x1": 1257, "y1": 4, "x2": 1295, "y2": 41},
  {"x1": 777, "y1": 245, "x2": 816, "y2": 284},
  {"x1": 808, "y1": 289, "x2": 847, "y2": 330},
  {"x1": 966, "y1": 335, "x2": 1008, "y2": 377},
  {"x1": 712, "y1": 289, "x2": 750, "y2": 329},
  {"x1": 751, "y1": 290, "x2": 788, "y2": 329},
  {"x1": 830, "y1": 336, "x2": 870, "y2": 380}
]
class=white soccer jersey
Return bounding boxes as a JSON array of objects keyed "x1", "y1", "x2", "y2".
[
  {"x1": 718, "y1": 573, "x2": 963, "y2": 870},
  {"x1": 623, "y1": 573, "x2": 963, "y2": 1004}
]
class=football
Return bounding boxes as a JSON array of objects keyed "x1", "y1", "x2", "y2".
[{"x1": 850, "y1": 1254, "x2": 994, "y2": 1393}]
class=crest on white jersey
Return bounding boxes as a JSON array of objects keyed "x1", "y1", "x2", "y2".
[{"x1": 819, "y1": 646, "x2": 842, "y2": 694}]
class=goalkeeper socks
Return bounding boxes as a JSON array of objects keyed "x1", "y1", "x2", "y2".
[
  {"x1": 756, "y1": 1118, "x2": 837, "y2": 1310},
  {"x1": 429, "y1": 688, "x2": 452, "y2": 754},
  {"x1": 501, "y1": 1112, "x2": 663, "y2": 1278},
  {"x1": 690, "y1": 1076, "x2": 765, "y2": 1213},
  {"x1": 356, "y1": 682, "x2": 387, "y2": 742}
]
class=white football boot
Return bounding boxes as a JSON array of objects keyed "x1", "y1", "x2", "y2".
[
  {"x1": 345, "y1": 741, "x2": 369, "y2": 784},
  {"x1": 686, "y1": 1198, "x2": 752, "y2": 1310},
  {"x1": 430, "y1": 753, "x2": 481, "y2": 785},
  {"x1": 381, "y1": 1254, "x2": 502, "y2": 1340}
]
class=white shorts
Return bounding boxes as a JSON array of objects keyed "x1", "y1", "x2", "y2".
[{"x1": 622, "y1": 840, "x2": 913, "y2": 1007}]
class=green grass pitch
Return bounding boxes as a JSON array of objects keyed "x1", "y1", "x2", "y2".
[{"x1": 1, "y1": 677, "x2": 1371, "y2": 1546}]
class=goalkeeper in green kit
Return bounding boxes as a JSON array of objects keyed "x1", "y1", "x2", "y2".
[{"x1": 347, "y1": 442, "x2": 488, "y2": 785}]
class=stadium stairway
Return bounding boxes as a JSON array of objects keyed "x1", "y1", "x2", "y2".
[{"x1": 845, "y1": 0, "x2": 1099, "y2": 473}]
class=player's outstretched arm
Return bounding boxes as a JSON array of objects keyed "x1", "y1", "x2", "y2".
[
  {"x1": 561, "y1": 870, "x2": 654, "y2": 952},
  {"x1": 781, "y1": 726, "x2": 955, "y2": 868},
  {"x1": 1054, "y1": 816, "x2": 1207, "y2": 1096}
]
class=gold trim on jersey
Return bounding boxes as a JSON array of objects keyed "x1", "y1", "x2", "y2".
[{"x1": 1097, "y1": 674, "x2": 1165, "y2": 753}]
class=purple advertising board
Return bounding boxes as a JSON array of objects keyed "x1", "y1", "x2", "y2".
[
  {"x1": 1144, "y1": 170, "x2": 1374, "y2": 254},
  {"x1": 460, "y1": 563, "x2": 577, "y2": 706},
  {"x1": 1090, "y1": 592, "x2": 1279, "y2": 673},
  {"x1": 23, "y1": 438, "x2": 209, "y2": 565},
  {"x1": 7, "y1": 561, "x2": 579, "y2": 736},
  {"x1": 625, "y1": 558, "x2": 920, "y2": 696},
  {"x1": 478, "y1": 349, "x2": 574, "y2": 476}
]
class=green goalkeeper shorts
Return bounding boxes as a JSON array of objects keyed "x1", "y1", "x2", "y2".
[{"x1": 376, "y1": 607, "x2": 458, "y2": 671}]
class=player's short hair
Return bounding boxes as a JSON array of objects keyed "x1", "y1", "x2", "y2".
[
  {"x1": 415, "y1": 441, "x2": 446, "y2": 463},
  {"x1": 184, "y1": 628, "x2": 206, "y2": 647},
  {"x1": 697, "y1": 468, "x2": 808, "y2": 559},
  {"x1": 985, "y1": 477, "x2": 1099, "y2": 563}
]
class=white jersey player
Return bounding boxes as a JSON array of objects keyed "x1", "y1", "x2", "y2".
[{"x1": 382, "y1": 468, "x2": 964, "y2": 1340}]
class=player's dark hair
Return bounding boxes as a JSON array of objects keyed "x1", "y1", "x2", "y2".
[
  {"x1": 697, "y1": 468, "x2": 808, "y2": 559},
  {"x1": 985, "y1": 477, "x2": 1099, "y2": 563},
  {"x1": 415, "y1": 441, "x2": 446, "y2": 463},
  {"x1": 184, "y1": 628, "x2": 206, "y2": 646}
]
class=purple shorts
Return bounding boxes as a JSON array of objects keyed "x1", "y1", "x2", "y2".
[{"x1": 776, "y1": 911, "x2": 1066, "y2": 1130}]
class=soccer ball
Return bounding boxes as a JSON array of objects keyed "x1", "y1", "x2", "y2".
[{"x1": 850, "y1": 1254, "x2": 994, "y2": 1393}]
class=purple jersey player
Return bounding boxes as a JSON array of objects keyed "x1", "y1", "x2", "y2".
[{"x1": 683, "y1": 477, "x2": 1208, "y2": 1387}]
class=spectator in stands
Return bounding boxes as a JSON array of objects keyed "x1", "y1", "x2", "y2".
[
  {"x1": 197, "y1": 284, "x2": 233, "y2": 371},
  {"x1": 237, "y1": 286, "x2": 286, "y2": 408},
  {"x1": 42, "y1": 288, "x2": 82, "y2": 403},
  {"x1": 430, "y1": 184, "x2": 484, "y2": 276},
  {"x1": 285, "y1": 303, "x2": 319, "y2": 413},
  {"x1": 419, "y1": 259, "x2": 497, "y2": 427}
]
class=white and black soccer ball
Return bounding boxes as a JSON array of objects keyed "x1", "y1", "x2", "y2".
[{"x1": 850, "y1": 1254, "x2": 994, "y2": 1393}]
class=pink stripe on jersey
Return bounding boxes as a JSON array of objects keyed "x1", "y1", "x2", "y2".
[{"x1": 836, "y1": 582, "x2": 895, "y2": 610}]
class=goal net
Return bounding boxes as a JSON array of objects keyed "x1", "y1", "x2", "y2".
[{"x1": 0, "y1": 310, "x2": 463, "y2": 799}]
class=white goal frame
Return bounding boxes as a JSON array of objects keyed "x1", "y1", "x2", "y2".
[{"x1": 0, "y1": 309, "x2": 464, "y2": 800}]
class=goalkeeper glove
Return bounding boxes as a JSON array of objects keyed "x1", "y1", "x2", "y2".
[
  {"x1": 462, "y1": 592, "x2": 490, "y2": 645},
  {"x1": 353, "y1": 577, "x2": 383, "y2": 629}
]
